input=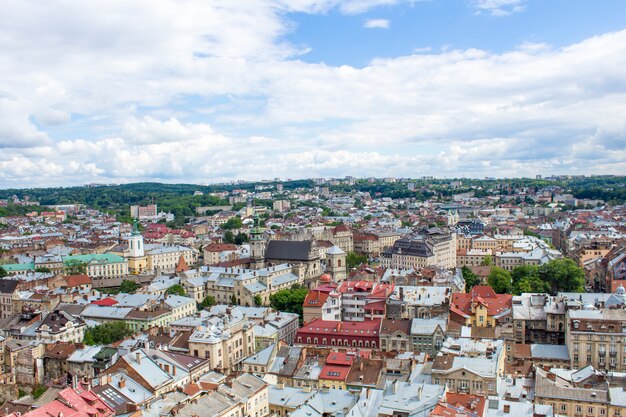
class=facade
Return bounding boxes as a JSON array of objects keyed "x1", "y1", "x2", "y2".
[
  {"x1": 381, "y1": 228, "x2": 456, "y2": 270},
  {"x1": 295, "y1": 318, "x2": 382, "y2": 349},
  {"x1": 188, "y1": 308, "x2": 256, "y2": 373},
  {"x1": 512, "y1": 293, "x2": 566, "y2": 345},
  {"x1": 449, "y1": 285, "x2": 512, "y2": 333},
  {"x1": 36, "y1": 310, "x2": 87, "y2": 343},
  {"x1": 567, "y1": 308, "x2": 626, "y2": 372},
  {"x1": 432, "y1": 338, "x2": 506, "y2": 397},
  {"x1": 183, "y1": 263, "x2": 303, "y2": 307},
  {"x1": 0, "y1": 279, "x2": 19, "y2": 319}
]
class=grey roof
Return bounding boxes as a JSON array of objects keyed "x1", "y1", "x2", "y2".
[
  {"x1": 265, "y1": 240, "x2": 315, "y2": 261},
  {"x1": 243, "y1": 344, "x2": 275, "y2": 366},
  {"x1": 0, "y1": 279, "x2": 19, "y2": 294},
  {"x1": 530, "y1": 344, "x2": 570, "y2": 361},
  {"x1": 268, "y1": 386, "x2": 316, "y2": 409},
  {"x1": 410, "y1": 317, "x2": 447, "y2": 335}
]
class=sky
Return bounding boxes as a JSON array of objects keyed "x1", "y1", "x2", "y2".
[{"x1": 1, "y1": 0, "x2": 626, "y2": 187}]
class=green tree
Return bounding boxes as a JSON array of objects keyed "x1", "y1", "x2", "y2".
[
  {"x1": 346, "y1": 252, "x2": 367, "y2": 269},
  {"x1": 223, "y1": 230, "x2": 236, "y2": 244},
  {"x1": 119, "y1": 279, "x2": 139, "y2": 294},
  {"x1": 84, "y1": 321, "x2": 134, "y2": 345},
  {"x1": 539, "y1": 258, "x2": 585, "y2": 294},
  {"x1": 481, "y1": 255, "x2": 493, "y2": 266},
  {"x1": 32, "y1": 385, "x2": 48, "y2": 399},
  {"x1": 231, "y1": 294, "x2": 238, "y2": 305},
  {"x1": 487, "y1": 267, "x2": 512, "y2": 294},
  {"x1": 462, "y1": 266, "x2": 481, "y2": 292},
  {"x1": 269, "y1": 284, "x2": 309, "y2": 324},
  {"x1": 0, "y1": 266, "x2": 7, "y2": 278},
  {"x1": 165, "y1": 284, "x2": 186, "y2": 296},
  {"x1": 198, "y1": 295, "x2": 216, "y2": 310},
  {"x1": 221, "y1": 217, "x2": 243, "y2": 230},
  {"x1": 254, "y1": 294, "x2": 263, "y2": 306},
  {"x1": 235, "y1": 232, "x2": 249, "y2": 245},
  {"x1": 64, "y1": 260, "x2": 87, "y2": 275},
  {"x1": 35, "y1": 267, "x2": 51, "y2": 273}
]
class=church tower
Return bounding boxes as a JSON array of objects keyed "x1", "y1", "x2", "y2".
[
  {"x1": 326, "y1": 245, "x2": 347, "y2": 282},
  {"x1": 250, "y1": 214, "x2": 266, "y2": 270},
  {"x1": 128, "y1": 219, "x2": 147, "y2": 274}
]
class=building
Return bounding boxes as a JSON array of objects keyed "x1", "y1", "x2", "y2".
[
  {"x1": 183, "y1": 263, "x2": 302, "y2": 307},
  {"x1": 0, "y1": 279, "x2": 19, "y2": 319},
  {"x1": 431, "y1": 338, "x2": 506, "y2": 397},
  {"x1": 130, "y1": 204, "x2": 158, "y2": 219},
  {"x1": 567, "y1": 308, "x2": 626, "y2": 372},
  {"x1": 410, "y1": 316, "x2": 447, "y2": 356},
  {"x1": 295, "y1": 318, "x2": 382, "y2": 349},
  {"x1": 512, "y1": 293, "x2": 566, "y2": 345},
  {"x1": 187, "y1": 307, "x2": 255, "y2": 373},
  {"x1": 381, "y1": 228, "x2": 457, "y2": 270},
  {"x1": 534, "y1": 366, "x2": 608, "y2": 417},
  {"x1": 449, "y1": 285, "x2": 512, "y2": 337},
  {"x1": 36, "y1": 310, "x2": 87, "y2": 343}
]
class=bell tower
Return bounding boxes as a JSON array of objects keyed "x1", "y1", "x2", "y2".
[
  {"x1": 249, "y1": 213, "x2": 266, "y2": 270},
  {"x1": 128, "y1": 219, "x2": 147, "y2": 274}
]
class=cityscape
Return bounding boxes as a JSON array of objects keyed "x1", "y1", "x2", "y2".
[{"x1": 2, "y1": 2, "x2": 626, "y2": 417}]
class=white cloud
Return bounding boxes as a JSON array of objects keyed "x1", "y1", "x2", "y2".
[
  {"x1": 364, "y1": 19, "x2": 390, "y2": 29},
  {"x1": 471, "y1": 0, "x2": 526, "y2": 16},
  {"x1": 0, "y1": 1, "x2": 625, "y2": 186}
]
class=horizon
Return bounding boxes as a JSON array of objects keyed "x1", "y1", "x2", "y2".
[
  {"x1": 1, "y1": 1, "x2": 626, "y2": 187},
  {"x1": 0, "y1": 173, "x2": 620, "y2": 193}
]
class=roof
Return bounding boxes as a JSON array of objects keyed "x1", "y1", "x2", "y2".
[
  {"x1": 451, "y1": 285, "x2": 512, "y2": 317},
  {"x1": 0, "y1": 279, "x2": 19, "y2": 294},
  {"x1": 65, "y1": 253, "x2": 125, "y2": 264},
  {"x1": 265, "y1": 240, "x2": 316, "y2": 261},
  {"x1": 380, "y1": 319, "x2": 411, "y2": 335},
  {"x1": 303, "y1": 290, "x2": 329, "y2": 307},
  {"x1": 12, "y1": 385, "x2": 113, "y2": 417},
  {"x1": 63, "y1": 274, "x2": 91, "y2": 287}
]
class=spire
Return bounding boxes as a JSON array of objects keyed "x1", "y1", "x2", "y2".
[
  {"x1": 175, "y1": 255, "x2": 189, "y2": 273},
  {"x1": 250, "y1": 213, "x2": 265, "y2": 240},
  {"x1": 132, "y1": 218, "x2": 140, "y2": 235}
]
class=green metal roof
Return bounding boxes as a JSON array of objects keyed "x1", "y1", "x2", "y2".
[
  {"x1": 1, "y1": 263, "x2": 35, "y2": 272},
  {"x1": 64, "y1": 253, "x2": 126, "y2": 264}
]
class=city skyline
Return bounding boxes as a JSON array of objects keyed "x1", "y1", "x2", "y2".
[{"x1": 1, "y1": 0, "x2": 626, "y2": 187}]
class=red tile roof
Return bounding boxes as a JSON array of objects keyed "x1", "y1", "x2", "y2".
[
  {"x1": 91, "y1": 297, "x2": 118, "y2": 306},
  {"x1": 63, "y1": 274, "x2": 91, "y2": 287},
  {"x1": 451, "y1": 285, "x2": 512, "y2": 317},
  {"x1": 304, "y1": 290, "x2": 329, "y2": 307},
  {"x1": 9, "y1": 385, "x2": 113, "y2": 417}
]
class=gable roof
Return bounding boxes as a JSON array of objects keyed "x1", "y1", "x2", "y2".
[
  {"x1": 265, "y1": 240, "x2": 315, "y2": 261},
  {"x1": 0, "y1": 279, "x2": 19, "y2": 294}
]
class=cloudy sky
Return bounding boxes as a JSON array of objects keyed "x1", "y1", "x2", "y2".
[{"x1": 1, "y1": 0, "x2": 626, "y2": 187}]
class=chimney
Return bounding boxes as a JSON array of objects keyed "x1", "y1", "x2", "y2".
[
  {"x1": 136, "y1": 351, "x2": 141, "y2": 365},
  {"x1": 503, "y1": 404, "x2": 510, "y2": 414},
  {"x1": 118, "y1": 377, "x2": 126, "y2": 388},
  {"x1": 172, "y1": 366, "x2": 176, "y2": 376}
]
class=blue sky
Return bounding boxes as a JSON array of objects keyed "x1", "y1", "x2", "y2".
[{"x1": 1, "y1": 0, "x2": 626, "y2": 187}]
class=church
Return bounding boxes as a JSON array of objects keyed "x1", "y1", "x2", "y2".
[{"x1": 249, "y1": 215, "x2": 346, "y2": 286}]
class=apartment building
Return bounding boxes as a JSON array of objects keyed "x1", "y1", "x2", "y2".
[{"x1": 567, "y1": 308, "x2": 626, "y2": 372}]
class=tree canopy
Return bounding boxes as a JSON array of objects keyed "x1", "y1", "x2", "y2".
[
  {"x1": 119, "y1": 280, "x2": 139, "y2": 294},
  {"x1": 269, "y1": 284, "x2": 308, "y2": 323},
  {"x1": 165, "y1": 284, "x2": 186, "y2": 296},
  {"x1": 198, "y1": 295, "x2": 216, "y2": 310},
  {"x1": 346, "y1": 252, "x2": 367, "y2": 269},
  {"x1": 462, "y1": 266, "x2": 481, "y2": 292},
  {"x1": 0, "y1": 266, "x2": 7, "y2": 278},
  {"x1": 487, "y1": 267, "x2": 512, "y2": 294},
  {"x1": 83, "y1": 321, "x2": 134, "y2": 345},
  {"x1": 221, "y1": 217, "x2": 243, "y2": 230},
  {"x1": 64, "y1": 260, "x2": 87, "y2": 275}
]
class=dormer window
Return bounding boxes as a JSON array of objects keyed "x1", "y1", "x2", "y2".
[{"x1": 573, "y1": 321, "x2": 580, "y2": 329}]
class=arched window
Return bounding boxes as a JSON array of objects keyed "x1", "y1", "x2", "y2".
[{"x1": 338, "y1": 259, "x2": 342, "y2": 267}]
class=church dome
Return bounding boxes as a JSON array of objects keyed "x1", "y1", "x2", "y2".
[{"x1": 320, "y1": 273, "x2": 332, "y2": 283}]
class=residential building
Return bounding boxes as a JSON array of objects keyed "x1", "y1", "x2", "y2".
[
  {"x1": 381, "y1": 228, "x2": 457, "y2": 269},
  {"x1": 295, "y1": 318, "x2": 382, "y2": 349},
  {"x1": 567, "y1": 308, "x2": 626, "y2": 372},
  {"x1": 432, "y1": 338, "x2": 506, "y2": 396},
  {"x1": 512, "y1": 293, "x2": 566, "y2": 345}
]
